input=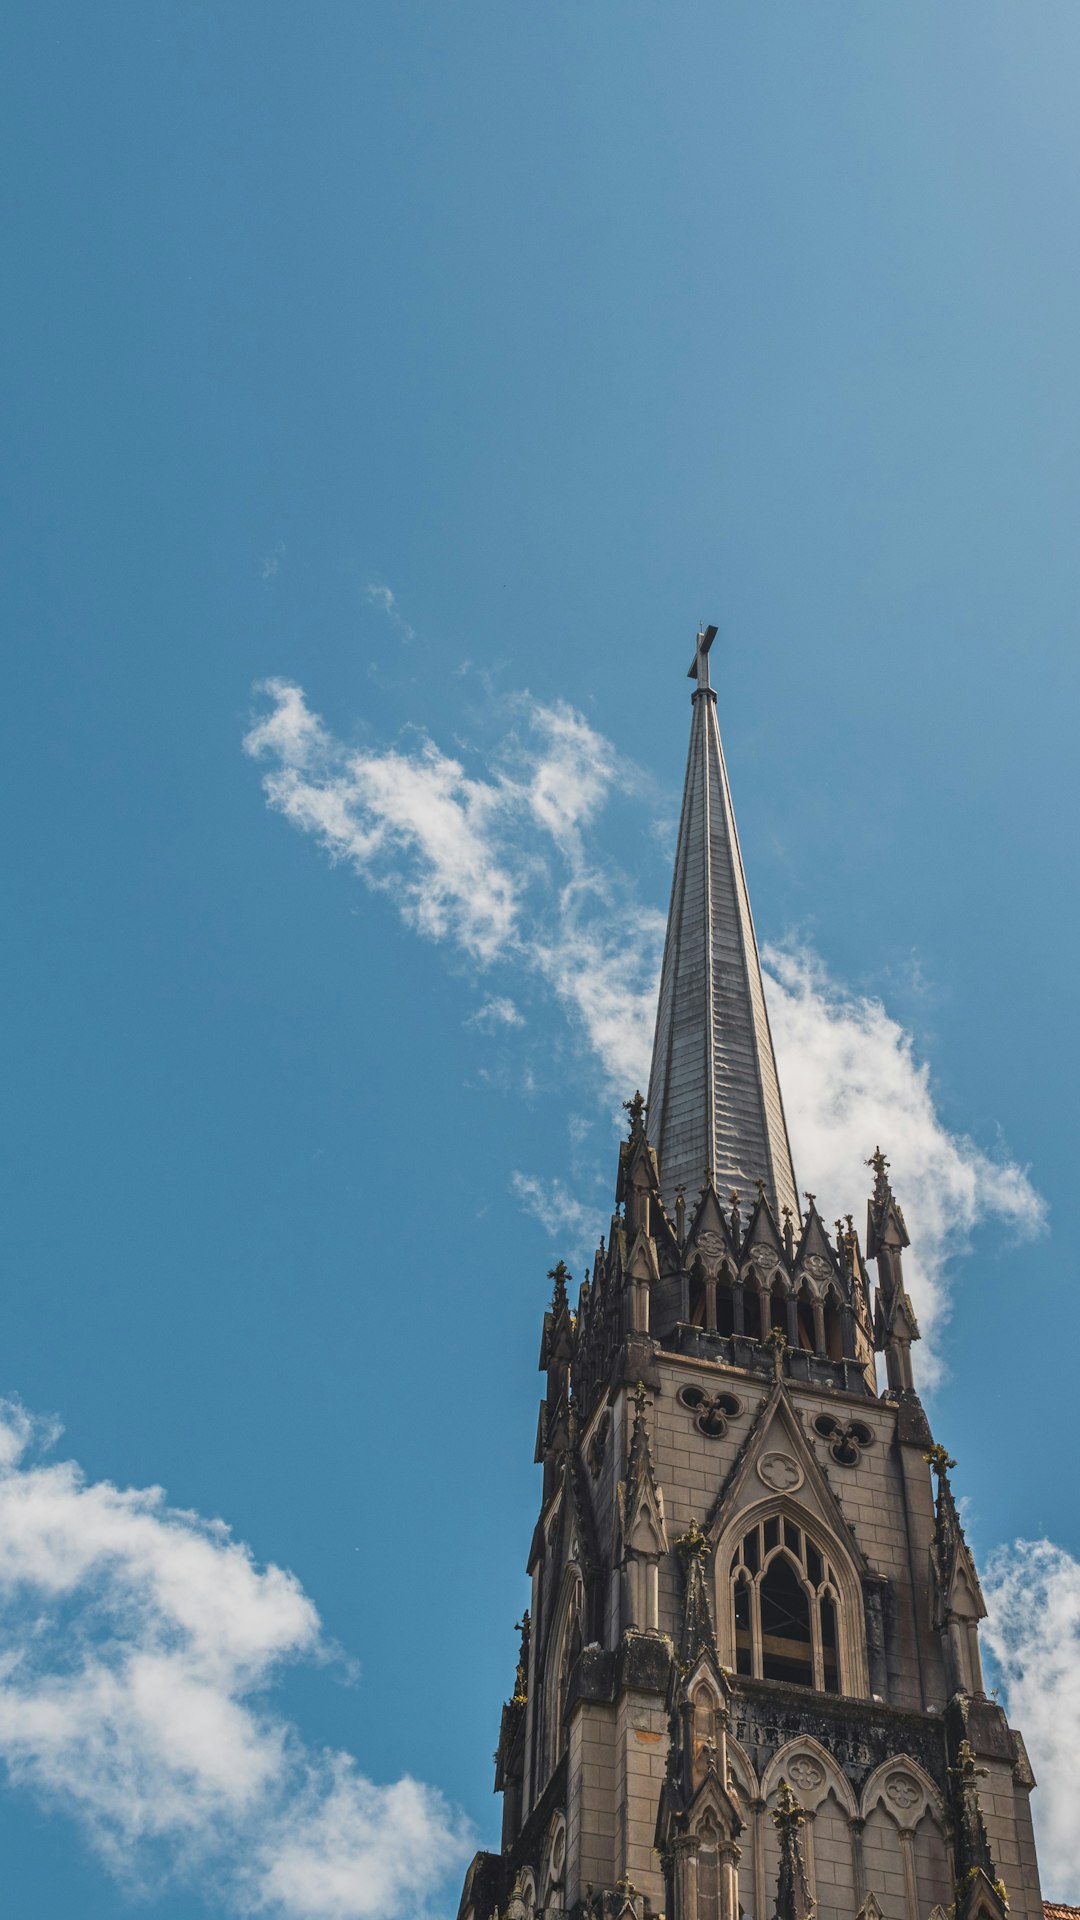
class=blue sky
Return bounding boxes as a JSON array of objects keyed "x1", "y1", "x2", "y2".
[{"x1": 3, "y1": 5, "x2": 1080, "y2": 1915}]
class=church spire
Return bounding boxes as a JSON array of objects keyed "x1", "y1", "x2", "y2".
[{"x1": 646, "y1": 627, "x2": 798, "y2": 1222}]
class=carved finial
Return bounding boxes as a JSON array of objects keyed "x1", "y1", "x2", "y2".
[
  {"x1": 772, "y1": 1779, "x2": 807, "y2": 1838},
  {"x1": 925, "y1": 1442, "x2": 957, "y2": 1478},
  {"x1": 868, "y1": 1144, "x2": 890, "y2": 1179},
  {"x1": 781, "y1": 1204, "x2": 795, "y2": 1260},
  {"x1": 803, "y1": 1191, "x2": 816, "y2": 1213},
  {"x1": 547, "y1": 1260, "x2": 571, "y2": 1316},
  {"x1": 950, "y1": 1738, "x2": 989, "y2": 1787},
  {"x1": 729, "y1": 1188, "x2": 741, "y2": 1236},
  {"x1": 623, "y1": 1089, "x2": 646, "y2": 1137},
  {"x1": 755, "y1": 1177, "x2": 767, "y2": 1199},
  {"x1": 511, "y1": 1610, "x2": 530, "y2": 1706},
  {"x1": 675, "y1": 1517, "x2": 710, "y2": 1562},
  {"x1": 773, "y1": 1780, "x2": 815, "y2": 1920},
  {"x1": 766, "y1": 1324, "x2": 788, "y2": 1380}
]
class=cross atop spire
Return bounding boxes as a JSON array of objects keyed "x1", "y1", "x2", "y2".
[
  {"x1": 688, "y1": 623, "x2": 718, "y2": 692},
  {"x1": 647, "y1": 626, "x2": 799, "y2": 1221}
]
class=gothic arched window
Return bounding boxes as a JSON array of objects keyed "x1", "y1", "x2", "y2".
[
  {"x1": 728, "y1": 1516, "x2": 844, "y2": 1693},
  {"x1": 546, "y1": 1576, "x2": 583, "y2": 1772}
]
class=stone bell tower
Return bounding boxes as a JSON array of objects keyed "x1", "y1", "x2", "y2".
[{"x1": 457, "y1": 632, "x2": 1044, "y2": 1920}]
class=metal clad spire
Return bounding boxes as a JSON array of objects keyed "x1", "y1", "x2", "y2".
[{"x1": 646, "y1": 629, "x2": 798, "y2": 1221}]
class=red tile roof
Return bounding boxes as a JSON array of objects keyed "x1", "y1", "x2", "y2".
[{"x1": 1044, "y1": 1905, "x2": 1080, "y2": 1919}]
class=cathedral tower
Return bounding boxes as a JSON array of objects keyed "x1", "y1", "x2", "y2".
[{"x1": 458, "y1": 634, "x2": 1042, "y2": 1920}]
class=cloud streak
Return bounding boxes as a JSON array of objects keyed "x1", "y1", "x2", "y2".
[
  {"x1": 0, "y1": 1400, "x2": 469, "y2": 1918},
  {"x1": 365, "y1": 585, "x2": 415, "y2": 643},
  {"x1": 244, "y1": 679, "x2": 658, "y2": 1076},
  {"x1": 244, "y1": 678, "x2": 1043, "y2": 1383}
]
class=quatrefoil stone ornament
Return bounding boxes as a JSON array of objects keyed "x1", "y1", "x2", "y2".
[
  {"x1": 886, "y1": 1775, "x2": 920, "y2": 1811},
  {"x1": 813, "y1": 1413, "x2": 874, "y2": 1466},
  {"x1": 679, "y1": 1384, "x2": 742, "y2": 1437}
]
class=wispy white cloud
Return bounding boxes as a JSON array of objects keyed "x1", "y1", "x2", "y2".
[
  {"x1": 245, "y1": 681, "x2": 518, "y2": 962},
  {"x1": 244, "y1": 679, "x2": 1044, "y2": 1382},
  {"x1": 467, "y1": 996, "x2": 524, "y2": 1031},
  {"x1": 509, "y1": 1173, "x2": 606, "y2": 1261},
  {"x1": 365, "y1": 585, "x2": 415, "y2": 643},
  {"x1": 0, "y1": 1399, "x2": 469, "y2": 1917},
  {"x1": 983, "y1": 1538, "x2": 1080, "y2": 1899},
  {"x1": 243, "y1": 680, "x2": 643, "y2": 1034}
]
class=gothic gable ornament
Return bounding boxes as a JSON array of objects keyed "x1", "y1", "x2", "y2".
[{"x1": 705, "y1": 1375, "x2": 871, "y2": 1584}]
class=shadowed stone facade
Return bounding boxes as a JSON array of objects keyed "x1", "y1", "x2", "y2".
[{"x1": 459, "y1": 637, "x2": 1043, "y2": 1920}]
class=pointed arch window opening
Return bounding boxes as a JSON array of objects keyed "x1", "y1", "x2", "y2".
[
  {"x1": 689, "y1": 1261, "x2": 739, "y2": 1336},
  {"x1": 824, "y1": 1290, "x2": 845, "y2": 1363},
  {"x1": 545, "y1": 1577, "x2": 584, "y2": 1776},
  {"x1": 728, "y1": 1517, "x2": 844, "y2": 1693}
]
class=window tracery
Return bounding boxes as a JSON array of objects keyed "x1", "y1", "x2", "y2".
[
  {"x1": 729, "y1": 1515, "x2": 843, "y2": 1691},
  {"x1": 679, "y1": 1383, "x2": 742, "y2": 1437},
  {"x1": 813, "y1": 1412, "x2": 873, "y2": 1466}
]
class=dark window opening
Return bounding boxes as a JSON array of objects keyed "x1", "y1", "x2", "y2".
[
  {"x1": 797, "y1": 1301, "x2": 816, "y2": 1351},
  {"x1": 770, "y1": 1293, "x2": 787, "y2": 1335},
  {"x1": 689, "y1": 1269, "x2": 707, "y2": 1328},
  {"x1": 824, "y1": 1302, "x2": 844, "y2": 1362},
  {"x1": 730, "y1": 1520, "x2": 847, "y2": 1694},
  {"x1": 715, "y1": 1285, "x2": 735, "y2": 1337},
  {"x1": 760, "y1": 1555, "x2": 813, "y2": 1688},
  {"x1": 821, "y1": 1590, "x2": 840, "y2": 1693},
  {"x1": 734, "y1": 1576, "x2": 753, "y2": 1676}
]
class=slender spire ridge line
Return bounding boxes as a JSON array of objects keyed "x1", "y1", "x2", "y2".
[{"x1": 646, "y1": 626, "x2": 799, "y2": 1222}]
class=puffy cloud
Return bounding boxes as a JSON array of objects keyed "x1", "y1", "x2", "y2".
[
  {"x1": 245, "y1": 680, "x2": 1044, "y2": 1381},
  {"x1": 0, "y1": 1400, "x2": 469, "y2": 1916},
  {"x1": 763, "y1": 946, "x2": 1045, "y2": 1383},
  {"x1": 983, "y1": 1538, "x2": 1080, "y2": 1899}
]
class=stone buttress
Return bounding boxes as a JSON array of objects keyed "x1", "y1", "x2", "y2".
[{"x1": 458, "y1": 636, "x2": 1043, "y2": 1920}]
